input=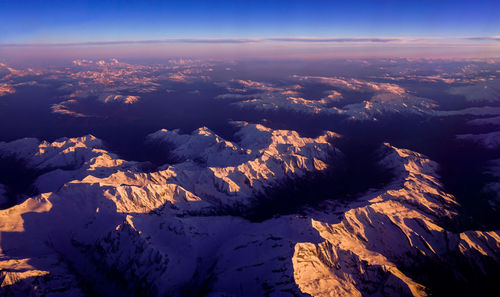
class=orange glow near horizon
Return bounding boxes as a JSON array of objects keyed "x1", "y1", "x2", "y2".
[{"x1": 2, "y1": 39, "x2": 500, "y2": 64}]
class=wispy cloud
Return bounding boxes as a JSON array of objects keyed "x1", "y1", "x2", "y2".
[
  {"x1": 462, "y1": 36, "x2": 500, "y2": 42},
  {"x1": 3, "y1": 36, "x2": 498, "y2": 47},
  {"x1": 267, "y1": 37, "x2": 400, "y2": 43},
  {"x1": 0, "y1": 38, "x2": 262, "y2": 47}
]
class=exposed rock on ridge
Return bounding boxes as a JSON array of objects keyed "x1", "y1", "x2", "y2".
[{"x1": 292, "y1": 144, "x2": 500, "y2": 297}]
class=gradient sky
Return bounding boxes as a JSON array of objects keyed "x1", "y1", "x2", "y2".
[
  {"x1": 2, "y1": 0, "x2": 499, "y2": 42},
  {"x1": 0, "y1": 0, "x2": 499, "y2": 61}
]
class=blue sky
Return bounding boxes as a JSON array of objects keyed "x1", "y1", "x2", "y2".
[{"x1": 1, "y1": 0, "x2": 499, "y2": 43}]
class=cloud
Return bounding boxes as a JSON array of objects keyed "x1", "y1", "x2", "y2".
[
  {"x1": 462, "y1": 36, "x2": 500, "y2": 42},
  {"x1": 457, "y1": 131, "x2": 500, "y2": 149},
  {"x1": 0, "y1": 38, "x2": 263, "y2": 47},
  {"x1": 468, "y1": 116, "x2": 500, "y2": 126},
  {"x1": 436, "y1": 106, "x2": 500, "y2": 116},
  {"x1": 268, "y1": 37, "x2": 400, "y2": 43},
  {"x1": 447, "y1": 78, "x2": 500, "y2": 102},
  {"x1": 3, "y1": 36, "x2": 499, "y2": 48}
]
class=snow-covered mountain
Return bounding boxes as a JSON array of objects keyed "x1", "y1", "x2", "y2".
[
  {"x1": 146, "y1": 122, "x2": 340, "y2": 206},
  {"x1": 220, "y1": 77, "x2": 438, "y2": 121},
  {"x1": 0, "y1": 123, "x2": 339, "y2": 212},
  {"x1": 0, "y1": 135, "x2": 140, "y2": 193},
  {"x1": 293, "y1": 144, "x2": 500, "y2": 297},
  {"x1": 0, "y1": 124, "x2": 498, "y2": 296}
]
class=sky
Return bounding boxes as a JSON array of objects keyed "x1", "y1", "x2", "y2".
[{"x1": 1, "y1": 0, "x2": 499, "y2": 61}]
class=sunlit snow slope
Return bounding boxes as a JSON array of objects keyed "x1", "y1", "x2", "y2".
[{"x1": 0, "y1": 124, "x2": 498, "y2": 297}]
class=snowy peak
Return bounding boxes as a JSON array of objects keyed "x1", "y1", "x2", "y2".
[
  {"x1": 0, "y1": 134, "x2": 104, "y2": 170},
  {"x1": 0, "y1": 123, "x2": 342, "y2": 296},
  {"x1": 292, "y1": 144, "x2": 498, "y2": 297},
  {"x1": 0, "y1": 123, "x2": 339, "y2": 215},
  {"x1": 0, "y1": 137, "x2": 499, "y2": 296},
  {"x1": 148, "y1": 126, "x2": 250, "y2": 167},
  {"x1": 0, "y1": 134, "x2": 138, "y2": 194},
  {"x1": 1, "y1": 127, "x2": 498, "y2": 296},
  {"x1": 145, "y1": 123, "x2": 340, "y2": 203},
  {"x1": 148, "y1": 122, "x2": 340, "y2": 169}
]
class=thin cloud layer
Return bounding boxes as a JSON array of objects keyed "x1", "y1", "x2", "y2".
[
  {"x1": 2, "y1": 36, "x2": 500, "y2": 47},
  {"x1": 457, "y1": 131, "x2": 500, "y2": 149},
  {"x1": 448, "y1": 78, "x2": 500, "y2": 102}
]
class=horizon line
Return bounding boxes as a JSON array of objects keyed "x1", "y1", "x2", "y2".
[{"x1": 2, "y1": 36, "x2": 500, "y2": 47}]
